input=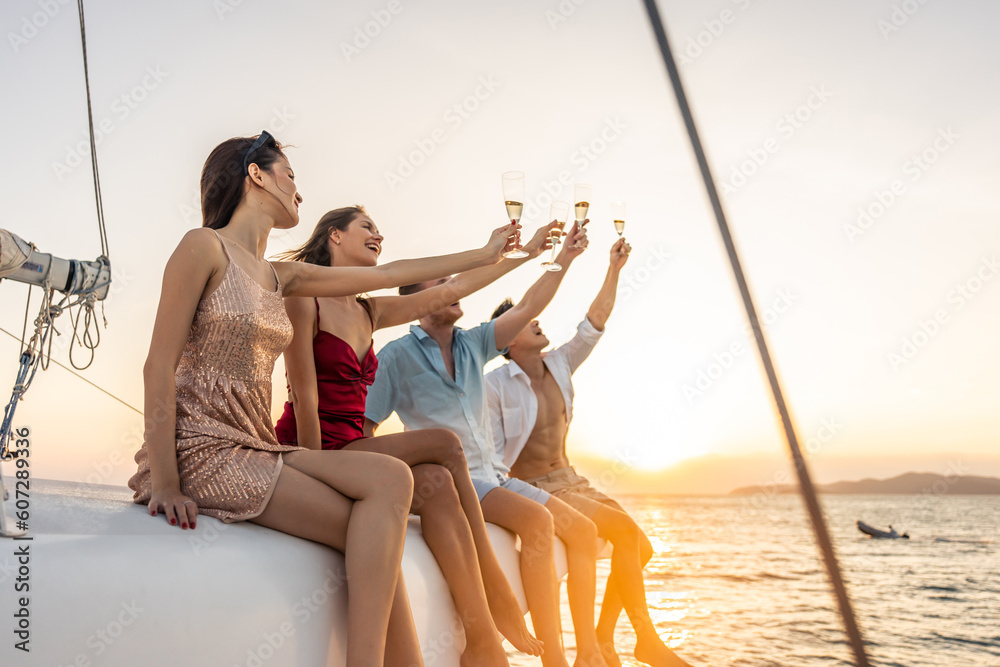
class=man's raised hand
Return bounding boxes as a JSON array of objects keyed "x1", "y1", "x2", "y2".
[
  {"x1": 557, "y1": 219, "x2": 590, "y2": 263},
  {"x1": 610, "y1": 237, "x2": 631, "y2": 269},
  {"x1": 521, "y1": 220, "x2": 561, "y2": 259}
]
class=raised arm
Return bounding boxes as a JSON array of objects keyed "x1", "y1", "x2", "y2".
[
  {"x1": 281, "y1": 296, "x2": 323, "y2": 449},
  {"x1": 144, "y1": 229, "x2": 224, "y2": 530},
  {"x1": 276, "y1": 223, "x2": 514, "y2": 298},
  {"x1": 586, "y1": 238, "x2": 631, "y2": 331},
  {"x1": 493, "y1": 220, "x2": 590, "y2": 350},
  {"x1": 371, "y1": 222, "x2": 560, "y2": 330}
]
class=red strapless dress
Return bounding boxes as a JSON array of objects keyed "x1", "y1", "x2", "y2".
[{"x1": 275, "y1": 298, "x2": 377, "y2": 450}]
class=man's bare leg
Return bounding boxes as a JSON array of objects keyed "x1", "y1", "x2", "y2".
[
  {"x1": 563, "y1": 495, "x2": 692, "y2": 667},
  {"x1": 408, "y1": 464, "x2": 508, "y2": 667},
  {"x1": 593, "y1": 500, "x2": 636, "y2": 667},
  {"x1": 545, "y1": 497, "x2": 609, "y2": 667},
  {"x1": 596, "y1": 569, "x2": 626, "y2": 667},
  {"x1": 446, "y1": 463, "x2": 539, "y2": 651},
  {"x1": 482, "y1": 487, "x2": 570, "y2": 667},
  {"x1": 344, "y1": 430, "x2": 542, "y2": 656}
]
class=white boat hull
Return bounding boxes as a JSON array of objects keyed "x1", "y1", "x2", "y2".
[{"x1": 0, "y1": 479, "x2": 572, "y2": 666}]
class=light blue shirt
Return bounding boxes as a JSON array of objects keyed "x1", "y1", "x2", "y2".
[{"x1": 365, "y1": 321, "x2": 507, "y2": 481}]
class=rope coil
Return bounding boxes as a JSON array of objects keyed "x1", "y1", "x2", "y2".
[{"x1": 0, "y1": 285, "x2": 56, "y2": 461}]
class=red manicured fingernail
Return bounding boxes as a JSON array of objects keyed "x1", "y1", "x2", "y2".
[
  {"x1": 191, "y1": 523, "x2": 197, "y2": 529},
  {"x1": 169, "y1": 518, "x2": 177, "y2": 525},
  {"x1": 181, "y1": 523, "x2": 188, "y2": 529}
]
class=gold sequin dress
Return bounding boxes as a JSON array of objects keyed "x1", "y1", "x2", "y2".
[{"x1": 129, "y1": 231, "x2": 305, "y2": 523}]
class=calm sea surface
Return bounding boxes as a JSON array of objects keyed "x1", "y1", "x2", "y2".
[{"x1": 507, "y1": 494, "x2": 1000, "y2": 667}]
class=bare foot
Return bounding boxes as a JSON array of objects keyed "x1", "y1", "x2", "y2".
[
  {"x1": 634, "y1": 633, "x2": 692, "y2": 667},
  {"x1": 599, "y1": 639, "x2": 623, "y2": 667},
  {"x1": 461, "y1": 633, "x2": 510, "y2": 667},
  {"x1": 495, "y1": 604, "x2": 544, "y2": 656},
  {"x1": 485, "y1": 580, "x2": 544, "y2": 656}
]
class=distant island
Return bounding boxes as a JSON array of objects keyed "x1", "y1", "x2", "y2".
[{"x1": 730, "y1": 472, "x2": 1000, "y2": 495}]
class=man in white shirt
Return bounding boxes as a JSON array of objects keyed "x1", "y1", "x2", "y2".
[{"x1": 486, "y1": 239, "x2": 691, "y2": 667}]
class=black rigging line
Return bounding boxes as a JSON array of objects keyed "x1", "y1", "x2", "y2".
[
  {"x1": 638, "y1": 1, "x2": 871, "y2": 665},
  {"x1": 76, "y1": 0, "x2": 110, "y2": 259},
  {"x1": 0, "y1": 326, "x2": 141, "y2": 415}
]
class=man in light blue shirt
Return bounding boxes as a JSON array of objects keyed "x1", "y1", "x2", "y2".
[
  {"x1": 365, "y1": 317, "x2": 517, "y2": 487},
  {"x1": 365, "y1": 221, "x2": 612, "y2": 667}
]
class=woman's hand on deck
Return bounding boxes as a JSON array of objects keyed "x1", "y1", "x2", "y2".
[{"x1": 149, "y1": 487, "x2": 198, "y2": 530}]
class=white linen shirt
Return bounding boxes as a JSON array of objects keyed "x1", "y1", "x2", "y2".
[{"x1": 485, "y1": 315, "x2": 604, "y2": 472}]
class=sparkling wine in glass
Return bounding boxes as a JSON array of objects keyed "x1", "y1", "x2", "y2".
[
  {"x1": 502, "y1": 171, "x2": 529, "y2": 258},
  {"x1": 541, "y1": 201, "x2": 569, "y2": 272},
  {"x1": 574, "y1": 183, "x2": 592, "y2": 223},
  {"x1": 611, "y1": 201, "x2": 626, "y2": 238}
]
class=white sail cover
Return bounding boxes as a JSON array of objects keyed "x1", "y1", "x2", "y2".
[{"x1": 0, "y1": 229, "x2": 31, "y2": 278}]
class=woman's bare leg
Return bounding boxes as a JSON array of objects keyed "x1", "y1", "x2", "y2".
[
  {"x1": 251, "y1": 450, "x2": 415, "y2": 667},
  {"x1": 384, "y1": 574, "x2": 424, "y2": 667},
  {"x1": 345, "y1": 430, "x2": 542, "y2": 656}
]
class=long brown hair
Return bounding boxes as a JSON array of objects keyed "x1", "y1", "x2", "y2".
[
  {"x1": 200, "y1": 134, "x2": 288, "y2": 230},
  {"x1": 276, "y1": 206, "x2": 366, "y2": 266}
]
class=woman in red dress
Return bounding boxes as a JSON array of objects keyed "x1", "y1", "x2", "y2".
[{"x1": 276, "y1": 206, "x2": 559, "y2": 665}]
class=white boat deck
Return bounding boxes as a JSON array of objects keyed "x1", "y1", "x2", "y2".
[{"x1": 0, "y1": 479, "x2": 574, "y2": 666}]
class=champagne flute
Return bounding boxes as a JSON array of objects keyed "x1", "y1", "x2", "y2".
[
  {"x1": 574, "y1": 183, "x2": 592, "y2": 223},
  {"x1": 502, "y1": 171, "x2": 529, "y2": 258},
  {"x1": 541, "y1": 201, "x2": 569, "y2": 272},
  {"x1": 611, "y1": 201, "x2": 626, "y2": 238}
]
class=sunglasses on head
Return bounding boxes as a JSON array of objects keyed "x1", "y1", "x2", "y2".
[{"x1": 242, "y1": 130, "x2": 275, "y2": 175}]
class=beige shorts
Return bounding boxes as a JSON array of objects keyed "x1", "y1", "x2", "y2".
[{"x1": 520, "y1": 466, "x2": 619, "y2": 518}]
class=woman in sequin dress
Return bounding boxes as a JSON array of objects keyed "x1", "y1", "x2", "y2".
[
  {"x1": 127, "y1": 132, "x2": 514, "y2": 667},
  {"x1": 274, "y1": 207, "x2": 560, "y2": 666}
]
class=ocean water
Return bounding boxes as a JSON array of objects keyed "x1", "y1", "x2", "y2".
[{"x1": 507, "y1": 494, "x2": 1000, "y2": 667}]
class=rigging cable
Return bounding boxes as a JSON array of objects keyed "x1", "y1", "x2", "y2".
[
  {"x1": 61, "y1": 0, "x2": 110, "y2": 372},
  {"x1": 0, "y1": 326, "x2": 141, "y2": 416},
  {"x1": 19, "y1": 285, "x2": 31, "y2": 355},
  {"x1": 638, "y1": 1, "x2": 872, "y2": 665},
  {"x1": 76, "y1": 0, "x2": 109, "y2": 259}
]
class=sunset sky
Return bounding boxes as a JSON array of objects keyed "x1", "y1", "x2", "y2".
[{"x1": 2, "y1": 0, "x2": 998, "y2": 494}]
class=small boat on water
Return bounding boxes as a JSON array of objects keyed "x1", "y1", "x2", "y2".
[{"x1": 857, "y1": 520, "x2": 909, "y2": 539}]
